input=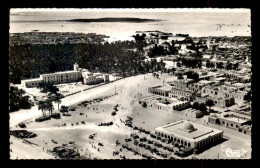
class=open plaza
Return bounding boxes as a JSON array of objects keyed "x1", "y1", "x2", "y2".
[{"x1": 10, "y1": 73, "x2": 251, "y2": 159}]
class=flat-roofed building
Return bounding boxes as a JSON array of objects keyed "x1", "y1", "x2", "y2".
[
  {"x1": 182, "y1": 108, "x2": 203, "y2": 118},
  {"x1": 208, "y1": 113, "x2": 251, "y2": 135},
  {"x1": 225, "y1": 70, "x2": 251, "y2": 83},
  {"x1": 187, "y1": 82, "x2": 206, "y2": 93},
  {"x1": 201, "y1": 85, "x2": 247, "y2": 106},
  {"x1": 230, "y1": 82, "x2": 246, "y2": 90},
  {"x1": 172, "y1": 101, "x2": 190, "y2": 111},
  {"x1": 169, "y1": 78, "x2": 197, "y2": 101},
  {"x1": 169, "y1": 88, "x2": 194, "y2": 101},
  {"x1": 231, "y1": 91, "x2": 247, "y2": 105},
  {"x1": 195, "y1": 95, "x2": 209, "y2": 104},
  {"x1": 171, "y1": 78, "x2": 194, "y2": 90},
  {"x1": 21, "y1": 63, "x2": 83, "y2": 87},
  {"x1": 230, "y1": 111, "x2": 251, "y2": 121},
  {"x1": 20, "y1": 63, "x2": 110, "y2": 88},
  {"x1": 148, "y1": 86, "x2": 171, "y2": 97},
  {"x1": 154, "y1": 101, "x2": 175, "y2": 111},
  {"x1": 155, "y1": 120, "x2": 223, "y2": 149},
  {"x1": 40, "y1": 70, "x2": 82, "y2": 84},
  {"x1": 212, "y1": 97, "x2": 235, "y2": 108},
  {"x1": 140, "y1": 96, "x2": 190, "y2": 111},
  {"x1": 21, "y1": 78, "x2": 43, "y2": 88},
  {"x1": 201, "y1": 86, "x2": 226, "y2": 98},
  {"x1": 82, "y1": 72, "x2": 109, "y2": 85}
]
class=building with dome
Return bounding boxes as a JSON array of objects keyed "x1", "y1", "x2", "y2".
[{"x1": 155, "y1": 120, "x2": 223, "y2": 149}]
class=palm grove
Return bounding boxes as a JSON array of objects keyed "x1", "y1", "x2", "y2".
[
  {"x1": 10, "y1": 38, "x2": 168, "y2": 84},
  {"x1": 9, "y1": 35, "x2": 167, "y2": 113},
  {"x1": 9, "y1": 34, "x2": 212, "y2": 113}
]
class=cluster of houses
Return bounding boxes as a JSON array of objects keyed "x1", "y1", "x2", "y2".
[
  {"x1": 145, "y1": 69, "x2": 251, "y2": 133},
  {"x1": 141, "y1": 34, "x2": 252, "y2": 137},
  {"x1": 147, "y1": 73, "x2": 250, "y2": 106},
  {"x1": 208, "y1": 112, "x2": 251, "y2": 135}
]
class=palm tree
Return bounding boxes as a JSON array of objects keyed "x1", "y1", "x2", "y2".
[
  {"x1": 217, "y1": 62, "x2": 224, "y2": 69},
  {"x1": 192, "y1": 102, "x2": 199, "y2": 110},
  {"x1": 210, "y1": 62, "x2": 215, "y2": 69},
  {"x1": 54, "y1": 95, "x2": 62, "y2": 111},
  {"x1": 46, "y1": 102, "x2": 54, "y2": 116},
  {"x1": 159, "y1": 59, "x2": 165, "y2": 72},
  {"x1": 38, "y1": 101, "x2": 46, "y2": 117},
  {"x1": 177, "y1": 73, "x2": 184, "y2": 80},
  {"x1": 177, "y1": 61, "x2": 182, "y2": 68},
  {"x1": 232, "y1": 63, "x2": 239, "y2": 70},
  {"x1": 225, "y1": 61, "x2": 232, "y2": 70},
  {"x1": 206, "y1": 60, "x2": 211, "y2": 68},
  {"x1": 206, "y1": 99, "x2": 215, "y2": 113},
  {"x1": 37, "y1": 82, "x2": 45, "y2": 91}
]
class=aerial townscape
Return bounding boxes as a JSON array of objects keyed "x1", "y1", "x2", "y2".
[{"x1": 9, "y1": 9, "x2": 252, "y2": 160}]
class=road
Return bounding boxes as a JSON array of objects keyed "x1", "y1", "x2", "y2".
[
  {"x1": 9, "y1": 76, "x2": 137, "y2": 128},
  {"x1": 10, "y1": 74, "x2": 147, "y2": 159}
]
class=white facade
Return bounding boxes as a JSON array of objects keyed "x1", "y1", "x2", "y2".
[
  {"x1": 182, "y1": 108, "x2": 203, "y2": 118},
  {"x1": 21, "y1": 78, "x2": 43, "y2": 88},
  {"x1": 82, "y1": 72, "x2": 109, "y2": 85},
  {"x1": 40, "y1": 70, "x2": 82, "y2": 84},
  {"x1": 201, "y1": 85, "x2": 246, "y2": 106},
  {"x1": 21, "y1": 63, "x2": 87, "y2": 88},
  {"x1": 155, "y1": 120, "x2": 223, "y2": 149}
]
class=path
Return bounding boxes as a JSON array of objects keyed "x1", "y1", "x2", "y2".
[{"x1": 9, "y1": 76, "x2": 138, "y2": 128}]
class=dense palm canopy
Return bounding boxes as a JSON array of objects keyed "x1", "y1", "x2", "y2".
[
  {"x1": 9, "y1": 40, "x2": 168, "y2": 83},
  {"x1": 9, "y1": 86, "x2": 31, "y2": 112}
]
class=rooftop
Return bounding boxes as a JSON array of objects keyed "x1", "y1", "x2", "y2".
[
  {"x1": 21, "y1": 78, "x2": 43, "y2": 82},
  {"x1": 41, "y1": 70, "x2": 81, "y2": 76},
  {"x1": 155, "y1": 120, "x2": 223, "y2": 142},
  {"x1": 154, "y1": 97, "x2": 185, "y2": 106},
  {"x1": 183, "y1": 108, "x2": 202, "y2": 114},
  {"x1": 153, "y1": 86, "x2": 172, "y2": 91},
  {"x1": 211, "y1": 113, "x2": 249, "y2": 124},
  {"x1": 231, "y1": 83, "x2": 245, "y2": 87},
  {"x1": 198, "y1": 80, "x2": 214, "y2": 84},
  {"x1": 230, "y1": 112, "x2": 251, "y2": 120},
  {"x1": 220, "y1": 115, "x2": 248, "y2": 124}
]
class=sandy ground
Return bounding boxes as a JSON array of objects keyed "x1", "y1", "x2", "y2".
[
  {"x1": 10, "y1": 73, "x2": 251, "y2": 159},
  {"x1": 10, "y1": 74, "x2": 149, "y2": 159},
  {"x1": 10, "y1": 76, "x2": 122, "y2": 127},
  {"x1": 10, "y1": 136, "x2": 55, "y2": 160},
  {"x1": 56, "y1": 82, "x2": 92, "y2": 96}
]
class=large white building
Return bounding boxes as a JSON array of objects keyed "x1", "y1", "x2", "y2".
[
  {"x1": 40, "y1": 70, "x2": 82, "y2": 84},
  {"x1": 82, "y1": 71, "x2": 109, "y2": 85},
  {"x1": 21, "y1": 63, "x2": 109, "y2": 88},
  {"x1": 155, "y1": 120, "x2": 223, "y2": 149},
  {"x1": 21, "y1": 63, "x2": 83, "y2": 88},
  {"x1": 21, "y1": 78, "x2": 43, "y2": 88}
]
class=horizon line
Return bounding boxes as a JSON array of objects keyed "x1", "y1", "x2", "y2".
[{"x1": 10, "y1": 8, "x2": 251, "y2": 13}]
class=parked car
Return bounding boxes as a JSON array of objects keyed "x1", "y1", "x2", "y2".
[{"x1": 125, "y1": 138, "x2": 132, "y2": 142}]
